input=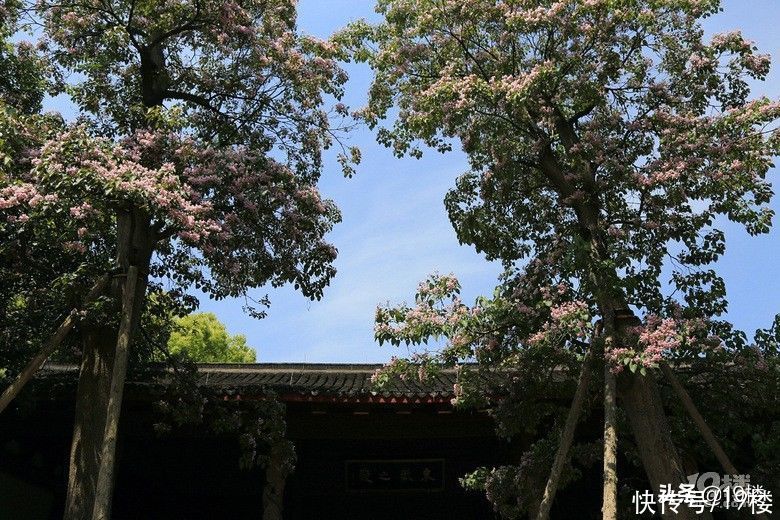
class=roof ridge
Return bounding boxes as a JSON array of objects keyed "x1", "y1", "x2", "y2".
[{"x1": 42, "y1": 361, "x2": 473, "y2": 373}]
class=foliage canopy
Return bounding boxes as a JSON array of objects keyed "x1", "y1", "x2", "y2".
[{"x1": 167, "y1": 312, "x2": 256, "y2": 363}]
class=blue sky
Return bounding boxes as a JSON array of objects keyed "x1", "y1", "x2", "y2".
[
  {"x1": 200, "y1": 1, "x2": 503, "y2": 362},
  {"x1": 192, "y1": 0, "x2": 780, "y2": 363}
]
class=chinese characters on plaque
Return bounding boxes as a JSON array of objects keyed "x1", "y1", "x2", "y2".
[{"x1": 345, "y1": 459, "x2": 445, "y2": 492}]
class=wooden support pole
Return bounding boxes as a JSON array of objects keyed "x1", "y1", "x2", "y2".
[
  {"x1": 91, "y1": 266, "x2": 139, "y2": 520},
  {"x1": 0, "y1": 273, "x2": 110, "y2": 414},
  {"x1": 536, "y1": 349, "x2": 593, "y2": 520},
  {"x1": 659, "y1": 362, "x2": 738, "y2": 475},
  {"x1": 659, "y1": 364, "x2": 769, "y2": 519},
  {"x1": 602, "y1": 364, "x2": 618, "y2": 520},
  {"x1": 601, "y1": 312, "x2": 625, "y2": 520}
]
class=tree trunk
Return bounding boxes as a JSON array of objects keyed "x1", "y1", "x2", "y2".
[
  {"x1": 602, "y1": 364, "x2": 618, "y2": 520},
  {"x1": 619, "y1": 370, "x2": 710, "y2": 520},
  {"x1": 262, "y1": 444, "x2": 288, "y2": 520},
  {"x1": 536, "y1": 350, "x2": 593, "y2": 520},
  {"x1": 0, "y1": 274, "x2": 109, "y2": 414},
  {"x1": 91, "y1": 266, "x2": 138, "y2": 520},
  {"x1": 64, "y1": 33, "x2": 163, "y2": 519},
  {"x1": 64, "y1": 210, "x2": 153, "y2": 520},
  {"x1": 64, "y1": 325, "x2": 117, "y2": 520},
  {"x1": 541, "y1": 114, "x2": 710, "y2": 519}
]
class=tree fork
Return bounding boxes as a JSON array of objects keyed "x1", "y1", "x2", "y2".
[
  {"x1": 536, "y1": 349, "x2": 593, "y2": 520},
  {"x1": 0, "y1": 273, "x2": 110, "y2": 414}
]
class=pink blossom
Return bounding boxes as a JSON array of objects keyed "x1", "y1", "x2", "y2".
[{"x1": 63, "y1": 241, "x2": 87, "y2": 254}]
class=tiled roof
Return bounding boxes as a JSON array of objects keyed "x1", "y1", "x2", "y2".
[
  {"x1": 40, "y1": 363, "x2": 462, "y2": 402},
  {"x1": 195, "y1": 363, "x2": 460, "y2": 400}
]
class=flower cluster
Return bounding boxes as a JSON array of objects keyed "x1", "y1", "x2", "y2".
[
  {"x1": 375, "y1": 273, "x2": 481, "y2": 350},
  {"x1": 606, "y1": 315, "x2": 720, "y2": 373},
  {"x1": 4, "y1": 127, "x2": 220, "y2": 254},
  {"x1": 527, "y1": 298, "x2": 591, "y2": 347},
  {"x1": 370, "y1": 353, "x2": 440, "y2": 387},
  {"x1": 1, "y1": 121, "x2": 340, "y2": 301}
]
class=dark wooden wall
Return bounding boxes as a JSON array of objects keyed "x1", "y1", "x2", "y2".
[{"x1": 0, "y1": 396, "x2": 515, "y2": 519}]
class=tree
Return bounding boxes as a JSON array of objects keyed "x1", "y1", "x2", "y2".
[
  {"x1": 168, "y1": 312, "x2": 257, "y2": 363},
  {"x1": 1, "y1": 1, "x2": 355, "y2": 517},
  {"x1": 338, "y1": 0, "x2": 779, "y2": 517},
  {"x1": 373, "y1": 273, "x2": 779, "y2": 517},
  {"x1": 0, "y1": 0, "x2": 92, "y2": 404}
]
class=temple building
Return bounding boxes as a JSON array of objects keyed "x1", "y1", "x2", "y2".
[{"x1": 1, "y1": 363, "x2": 523, "y2": 519}]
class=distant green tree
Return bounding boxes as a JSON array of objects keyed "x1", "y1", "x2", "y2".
[{"x1": 167, "y1": 313, "x2": 256, "y2": 363}]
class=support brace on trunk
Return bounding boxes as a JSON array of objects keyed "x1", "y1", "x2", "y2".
[
  {"x1": 92, "y1": 266, "x2": 139, "y2": 520},
  {"x1": 0, "y1": 273, "x2": 111, "y2": 414},
  {"x1": 602, "y1": 364, "x2": 618, "y2": 520},
  {"x1": 659, "y1": 362, "x2": 738, "y2": 475},
  {"x1": 536, "y1": 349, "x2": 593, "y2": 520}
]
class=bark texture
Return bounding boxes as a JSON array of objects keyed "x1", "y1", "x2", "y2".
[
  {"x1": 92, "y1": 266, "x2": 139, "y2": 520},
  {"x1": 262, "y1": 444, "x2": 288, "y2": 520},
  {"x1": 64, "y1": 325, "x2": 116, "y2": 520},
  {"x1": 602, "y1": 365, "x2": 618, "y2": 520}
]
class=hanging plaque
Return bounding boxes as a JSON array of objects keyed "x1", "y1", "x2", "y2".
[{"x1": 345, "y1": 459, "x2": 445, "y2": 492}]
